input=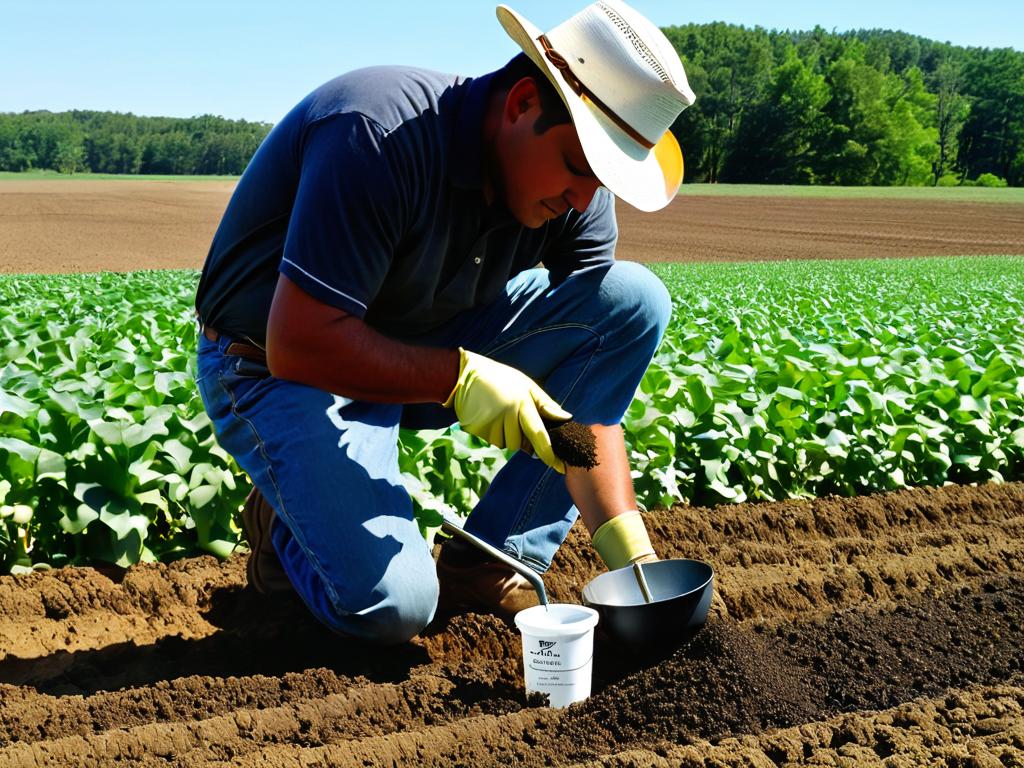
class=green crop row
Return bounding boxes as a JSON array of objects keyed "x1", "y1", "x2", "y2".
[
  {"x1": 1, "y1": 256, "x2": 1022, "y2": 573},
  {"x1": 633, "y1": 257, "x2": 1024, "y2": 506},
  {"x1": 0, "y1": 271, "x2": 236, "y2": 572}
]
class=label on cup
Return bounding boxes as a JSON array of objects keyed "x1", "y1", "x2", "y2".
[
  {"x1": 524, "y1": 636, "x2": 592, "y2": 673},
  {"x1": 515, "y1": 604, "x2": 599, "y2": 708}
]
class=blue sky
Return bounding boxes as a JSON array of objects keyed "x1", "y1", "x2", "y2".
[{"x1": 3, "y1": 1, "x2": 1021, "y2": 123}]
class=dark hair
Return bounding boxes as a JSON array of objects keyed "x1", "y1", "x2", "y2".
[{"x1": 491, "y1": 52, "x2": 572, "y2": 135}]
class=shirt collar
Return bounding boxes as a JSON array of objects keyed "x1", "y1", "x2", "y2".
[{"x1": 448, "y1": 71, "x2": 496, "y2": 191}]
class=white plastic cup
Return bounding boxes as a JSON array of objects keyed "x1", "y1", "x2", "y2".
[{"x1": 514, "y1": 603, "x2": 600, "y2": 708}]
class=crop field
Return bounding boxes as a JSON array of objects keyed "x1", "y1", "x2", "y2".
[{"x1": 0, "y1": 183, "x2": 1023, "y2": 766}]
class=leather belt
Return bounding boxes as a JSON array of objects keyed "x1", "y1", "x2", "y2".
[{"x1": 202, "y1": 324, "x2": 268, "y2": 364}]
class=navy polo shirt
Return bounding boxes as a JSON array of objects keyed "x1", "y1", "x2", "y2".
[{"x1": 195, "y1": 65, "x2": 618, "y2": 346}]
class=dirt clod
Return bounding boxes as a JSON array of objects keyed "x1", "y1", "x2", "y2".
[{"x1": 547, "y1": 419, "x2": 599, "y2": 470}]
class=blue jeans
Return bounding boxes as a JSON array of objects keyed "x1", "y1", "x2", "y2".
[{"x1": 195, "y1": 262, "x2": 671, "y2": 644}]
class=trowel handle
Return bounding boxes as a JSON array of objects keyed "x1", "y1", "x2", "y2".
[{"x1": 439, "y1": 519, "x2": 549, "y2": 607}]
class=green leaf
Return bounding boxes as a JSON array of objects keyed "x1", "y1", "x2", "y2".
[
  {"x1": 60, "y1": 504, "x2": 100, "y2": 535},
  {"x1": 775, "y1": 386, "x2": 804, "y2": 401},
  {"x1": 188, "y1": 485, "x2": 219, "y2": 509},
  {"x1": 0, "y1": 389, "x2": 34, "y2": 418},
  {"x1": 162, "y1": 438, "x2": 193, "y2": 474}
]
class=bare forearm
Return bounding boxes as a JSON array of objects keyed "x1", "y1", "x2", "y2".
[
  {"x1": 267, "y1": 302, "x2": 458, "y2": 403},
  {"x1": 564, "y1": 424, "x2": 638, "y2": 535}
]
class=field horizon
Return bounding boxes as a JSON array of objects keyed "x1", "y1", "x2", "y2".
[{"x1": 4, "y1": 170, "x2": 1024, "y2": 203}]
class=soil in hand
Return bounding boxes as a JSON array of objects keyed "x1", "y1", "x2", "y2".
[{"x1": 547, "y1": 419, "x2": 599, "y2": 470}]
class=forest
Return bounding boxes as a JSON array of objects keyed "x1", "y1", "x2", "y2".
[
  {"x1": 1, "y1": 25, "x2": 1021, "y2": 185},
  {"x1": 667, "y1": 25, "x2": 1023, "y2": 186},
  {"x1": 0, "y1": 112, "x2": 270, "y2": 176}
]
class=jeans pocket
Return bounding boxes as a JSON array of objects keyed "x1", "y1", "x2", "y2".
[
  {"x1": 219, "y1": 357, "x2": 273, "y2": 414},
  {"x1": 232, "y1": 357, "x2": 271, "y2": 379}
]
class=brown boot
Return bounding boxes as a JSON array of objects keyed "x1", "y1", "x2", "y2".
[
  {"x1": 435, "y1": 538, "x2": 540, "y2": 623},
  {"x1": 240, "y1": 487, "x2": 294, "y2": 595}
]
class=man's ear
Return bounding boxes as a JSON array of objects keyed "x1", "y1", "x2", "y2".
[{"x1": 504, "y1": 76, "x2": 541, "y2": 124}]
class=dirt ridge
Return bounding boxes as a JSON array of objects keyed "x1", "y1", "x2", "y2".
[
  {"x1": 1, "y1": 481, "x2": 1023, "y2": 765},
  {"x1": 547, "y1": 481, "x2": 1024, "y2": 623},
  {"x1": 567, "y1": 685, "x2": 1024, "y2": 767}
]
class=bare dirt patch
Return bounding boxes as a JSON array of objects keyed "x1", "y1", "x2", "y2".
[
  {"x1": 1, "y1": 481, "x2": 1022, "y2": 766},
  {"x1": 2, "y1": 180, "x2": 1022, "y2": 275},
  {"x1": 615, "y1": 195, "x2": 1024, "y2": 262},
  {"x1": 0, "y1": 180, "x2": 233, "y2": 274}
]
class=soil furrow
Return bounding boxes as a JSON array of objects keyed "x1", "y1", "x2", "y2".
[
  {"x1": 0, "y1": 654, "x2": 523, "y2": 748},
  {"x1": 0, "y1": 672, "x2": 532, "y2": 767},
  {"x1": 1, "y1": 481, "x2": 1022, "y2": 766},
  {"x1": 2, "y1": 574, "x2": 1021, "y2": 766},
  {"x1": 217, "y1": 708, "x2": 561, "y2": 768},
  {"x1": 2, "y1": 482, "x2": 1018, "y2": 680},
  {"x1": 565, "y1": 685, "x2": 1024, "y2": 767},
  {"x1": 0, "y1": 556, "x2": 243, "y2": 667},
  {"x1": 713, "y1": 520, "x2": 1024, "y2": 622},
  {"x1": 546, "y1": 481, "x2": 1024, "y2": 622}
]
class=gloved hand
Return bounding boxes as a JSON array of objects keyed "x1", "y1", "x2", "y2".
[
  {"x1": 443, "y1": 347, "x2": 572, "y2": 473},
  {"x1": 591, "y1": 510, "x2": 657, "y2": 570}
]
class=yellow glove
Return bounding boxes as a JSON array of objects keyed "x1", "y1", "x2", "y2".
[
  {"x1": 443, "y1": 348, "x2": 572, "y2": 473},
  {"x1": 591, "y1": 510, "x2": 657, "y2": 570}
]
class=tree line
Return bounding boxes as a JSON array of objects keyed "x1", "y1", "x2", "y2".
[
  {"x1": 668, "y1": 25, "x2": 1023, "y2": 186},
  {"x1": 1, "y1": 25, "x2": 1021, "y2": 185},
  {"x1": 0, "y1": 111, "x2": 271, "y2": 175}
]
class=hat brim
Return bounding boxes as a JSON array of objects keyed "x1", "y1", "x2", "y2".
[{"x1": 496, "y1": 4, "x2": 683, "y2": 212}]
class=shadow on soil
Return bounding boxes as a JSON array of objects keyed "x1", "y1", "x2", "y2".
[{"x1": 0, "y1": 584, "x2": 430, "y2": 696}]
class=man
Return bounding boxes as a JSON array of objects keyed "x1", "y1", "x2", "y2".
[{"x1": 194, "y1": 0, "x2": 695, "y2": 644}]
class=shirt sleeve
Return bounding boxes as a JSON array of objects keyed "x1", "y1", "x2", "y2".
[
  {"x1": 543, "y1": 187, "x2": 618, "y2": 285},
  {"x1": 279, "y1": 112, "x2": 407, "y2": 317}
]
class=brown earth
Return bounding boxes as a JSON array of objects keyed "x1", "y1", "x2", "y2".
[
  {"x1": 615, "y1": 195, "x2": 1024, "y2": 262},
  {"x1": 1, "y1": 180, "x2": 1022, "y2": 274},
  {"x1": 0, "y1": 180, "x2": 234, "y2": 274},
  {"x1": 1, "y1": 480, "x2": 1023, "y2": 766}
]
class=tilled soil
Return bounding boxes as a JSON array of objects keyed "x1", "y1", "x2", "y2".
[
  {"x1": 2, "y1": 180, "x2": 1022, "y2": 274},
  {"x1": 0, "y1": 180, "x2": 233, "y2": 274},
  {"x1": 615, "y1": 195, "x2": 1024, "y2": 262},
  {"x1": 1, "y1": 481, "x2": 1022, "y2": 766}
]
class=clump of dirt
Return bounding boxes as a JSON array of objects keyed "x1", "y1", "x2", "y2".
[{"x1": 546, "y1": 419, "x2": 598, "y2": 470}]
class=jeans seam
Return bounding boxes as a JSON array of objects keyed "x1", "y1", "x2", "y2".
[
  {"x1": 215, "y1": 369, "x2": 345, "y2": 614},
  {"x1": 482, "y1": 322, "x2": 596, "y2": 357}
]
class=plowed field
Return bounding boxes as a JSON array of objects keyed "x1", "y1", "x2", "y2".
[
  {"x1": 2, "y1": 180, "x2": 1023, "y2": 273},
  {"x1": 2, "y1": 481, "x2": 1022, "y2": 766}
]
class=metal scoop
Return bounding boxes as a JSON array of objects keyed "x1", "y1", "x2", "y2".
[
  {"x1": 633, "y1": 560, "x2": 655, "y2": 604},
  {"x1": 439, "y1": 518, "x2": 549, "y2": 607}
]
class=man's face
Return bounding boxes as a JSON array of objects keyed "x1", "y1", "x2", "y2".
[{"x1": 492, "y1": 80, "x2": 604, "y2": 228}]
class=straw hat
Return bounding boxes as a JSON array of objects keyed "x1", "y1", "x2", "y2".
[{"x1": 496, "y1": 0, "x2": 696, "y2": 211}]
